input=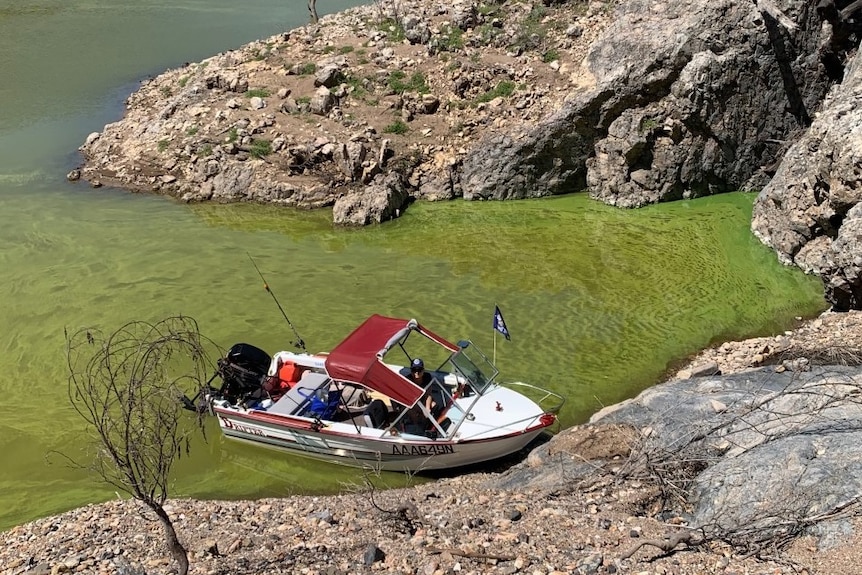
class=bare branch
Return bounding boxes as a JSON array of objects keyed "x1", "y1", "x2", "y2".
[{"x1": 65, "y1": 316, "x2": 217, "y2": 575}]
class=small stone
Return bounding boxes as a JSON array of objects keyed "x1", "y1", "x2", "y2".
[
  {"x1": 597, "y1": 517, "x2": 612, "y2": 530},
  {"x1": 363, "y1": 543, "x2": 385, "y2": 566}
]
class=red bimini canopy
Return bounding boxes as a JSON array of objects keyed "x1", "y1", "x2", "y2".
[{"x1": 324, "y1": 315, "x2": 459, "y2": 407}]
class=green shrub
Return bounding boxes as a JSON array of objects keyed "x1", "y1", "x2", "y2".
[
  {"x1": 383, "y1": 120, "x2": 409, "y2": 135},
  {"x1": 475, "y1": 81, "x2": 516, "y2": 104},
  {"x1": 185, "y1": 126, "x2": 198, "y2": 136},
  {"x1": 436, "y1": 25, "x2": 464, "y2": 52},
  {"x1": 542, "y1": 49, "x2": 560, "y2": 63},
  {"x1": 157, "y1": 139, "x2": 169, "y2": 152},
  {"x1": 227, "y1": 127, "x2": 238, "y2": 143},
  {"x1": 511, "y1": 5, "x2": 548, "y2": 52},
  {"x1": 246, "y1": 88, "x2": 271, "y2": 98},
  {"x1": 639, "y1": 118, "x2": 660, "y2": 133},
  {"x1": 478, "y1": 23, "x2": 502, "y2": 44},
  {"x1": 343, "y1": 73, "x2": 370, "y2": 98},
  {"x1": 178, "y1": 76, "x2": 189, "y2": 88},
  {"x1": 249, "y1": 139, "x2": 272, "y2": 159},
  {"x1": 338, "y1": 45, "x2": 355, "y2": 55},
  {"x1": 378, "y1": 17, "x2": 405, "y2": 42},
  {"x1": 298, "y1": 62, "x2": 317, "y2": 75},
  {"x1": 387, "y1": 70, "x2": 429, "y2": 94}
]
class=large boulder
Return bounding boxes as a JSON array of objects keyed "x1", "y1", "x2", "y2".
[
  {"x1": 752, "y1": 49, "x2": 862, "y2": 310},
  {"x1": 459, "y1": 0, "x2": 831, "y2": 205},
  {"x1": 501, "y1": 365, "x2": 862, "y2": 549},
  {"x1": 332, "y1": 172, "x2": 409, "y2": 225}
]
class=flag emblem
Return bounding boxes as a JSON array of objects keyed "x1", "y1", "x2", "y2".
[{"x1": 493, "y1": 306, "x2": 511, "y2": 341}]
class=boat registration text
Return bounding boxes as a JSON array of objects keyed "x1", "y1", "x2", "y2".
[
  {"x1": 220, "y1": 417, "x2": 265, "y2": 436},
  {"x1": 392, "y1": 444, "x2": 455, "y2": 456}
]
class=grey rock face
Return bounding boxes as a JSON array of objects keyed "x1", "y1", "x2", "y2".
[
  {"x1": 600, "y1": 367, "x2": 862, "y2": 544},
  {"x1": 752, "y1": 50, "x2": 862, "y2": 311},
  {"x1": 332, "y1": 172, "x2": 409, "y2": 225},
  {"x1": 459, "y1": 0, "x2": 830, "y2": 205}
]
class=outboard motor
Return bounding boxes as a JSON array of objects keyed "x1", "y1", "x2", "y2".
[{"x1": 217, "y1": 343, "x2": 271, "y2": 404}]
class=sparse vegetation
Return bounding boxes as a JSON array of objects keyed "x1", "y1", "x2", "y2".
[
  {"x1": 185, "y1": 126, "x2": 198, "y2": 136},
  {"x1": 511, "y1": 4, "x2": 549, "y2": 53},
  {"x1": 226, "y1": 127, "x2": 238, "y2": 143},
  {"x1": 157, "y1": 139, "x2": 169, "y2": 152},
  {"x1": 338, "y1": 45, "x2": 355, "y2": 54},
  {"x1": 200, "y1": 144, "x2": 213, "y2": 157},
  {"x1": 297, "y1": 62, "x2": 317, "y2": 75},
  {"x1": 249, "y1": 139, "x2": 272, "y2": 159},
  {"x1": 475, "y1": 81, "x2": 516, "y2": 104},
  {"x1": 542, "y1": 48, "x2": 560, "y2": 63},
  {"x1": 246, "y1": 88, "x2": 271, "y2": 98},
  {"x1": 178, "y1": 76, "x2": 189, "y2": 88},
  {"x1": 344, "y1": 73, "x2": 370, "y2": 99},
  {"x1": 640, "y1": 118, "x2": 660, "y2": 133},
  {"x1": 296, "y1": 95, "x2": 312, "y2": 105},
  {"x1": 434, "y1": 24, "x2": 464, "y2": 52},
  {"x1": 478, "y1": 23, "x2": 503, "y2": 44},
  {"x1": 378, "y1": 17, "x2": 406, "y2": 42},
  {"x1": 383, "y1": 119, "x2": 409, "y2": 135},
  {"x1": 387, "y1": 70, "x2": 429, "y2": 94}
]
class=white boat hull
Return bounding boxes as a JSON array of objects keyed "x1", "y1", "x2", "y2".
[{"x1": 213, "y1": 404, "x2": 550, "y2": 472}]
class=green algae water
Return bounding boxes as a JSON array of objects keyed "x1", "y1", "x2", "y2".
[{"x1": 0, "y1": 1, "x2": 825, "y2": 531}]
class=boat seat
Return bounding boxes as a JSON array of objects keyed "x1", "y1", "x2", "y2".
[
  {"x1": 268, "y1": 371, "x2": 330, "y2": 416},
  {"x1": 363, "y1": 398, "x2": 388, "y2": 428}
]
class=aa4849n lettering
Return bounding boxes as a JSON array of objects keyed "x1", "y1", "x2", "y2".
[{"x1": 391, "y1": 444, "x2": 455, "y2": 456}]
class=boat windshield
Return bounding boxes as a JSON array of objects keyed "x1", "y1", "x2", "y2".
[{"x1": 448, "y1": 341, "x2": 498, "y2": 395}]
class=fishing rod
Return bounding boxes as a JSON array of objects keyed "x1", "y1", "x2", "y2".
[{"x1": 247, "y1": 253, "x2": 307, "y2": 352}]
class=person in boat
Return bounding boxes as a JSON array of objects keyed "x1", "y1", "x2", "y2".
[
  {"x1": 399, "y1": 404, "x2": 428, "y2": 436},
  {"x1": 408, "y1": 358, "x2": 446, "y2": 420}
]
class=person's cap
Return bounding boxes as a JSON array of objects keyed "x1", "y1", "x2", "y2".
[{"x1": 411, "y1": 358, "x2": 424, "y2": 371}]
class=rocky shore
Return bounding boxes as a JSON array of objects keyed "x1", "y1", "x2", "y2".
[
  {"x1": 4, "y1": 310, "x2": 862, "y2": 575},
  {"x1": 73, "y1": 0, "x2": 614, "y2": 225}
]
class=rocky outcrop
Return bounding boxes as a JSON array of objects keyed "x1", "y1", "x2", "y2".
[
  {"x1": 752, "y1": 46, "x2": 862, "y2": 311},
  {"x1": 76, "y1": 0, "x2": 615, "y2": 226},
  {"x1": 597, "y1": 365, "x2": 862, "y2": 546},
  {"x1": 332, "y1": 171, "x2": 409, "y2": 225},
  {"x1": 460, "y1": 0, "x2": 833, "y2": 205},
  {"x1": 506, "y1": 362, "x2": 862, "y2": 553}
]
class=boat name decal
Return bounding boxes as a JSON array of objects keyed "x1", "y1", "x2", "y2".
[
  {"x1": 220, "y1": 417, "x2": 265, "y2": 437},
  {"x1": 391, "y1": 444, "x2": 455, "y2": 456}
]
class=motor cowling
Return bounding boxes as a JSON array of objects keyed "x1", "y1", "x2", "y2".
[{"x1": 217, "y1": 343, "x2": 271, "y2": 404}]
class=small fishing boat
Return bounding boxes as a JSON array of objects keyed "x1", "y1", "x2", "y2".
[{"x1": 205, "y1": 314, "x2": 564, "y2": 472}]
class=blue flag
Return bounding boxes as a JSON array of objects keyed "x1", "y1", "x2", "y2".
[{"x1": 493, "y1": 305, "x2": 511, "y2": 341}]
